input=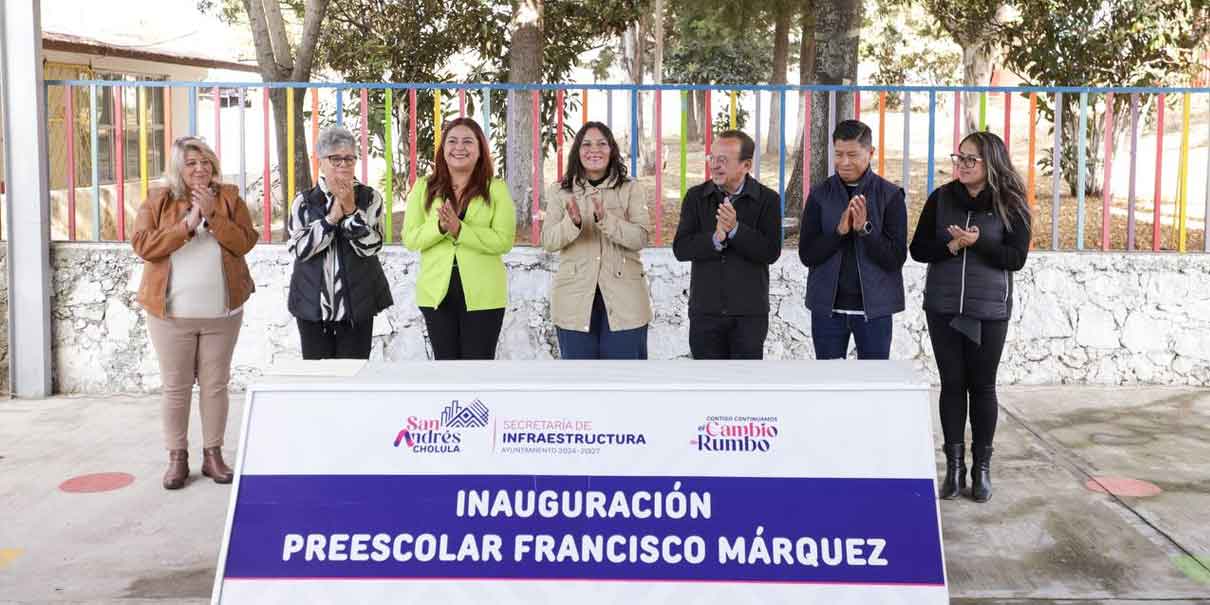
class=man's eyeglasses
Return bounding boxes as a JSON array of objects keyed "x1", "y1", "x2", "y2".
[
  {"x1": 706, "y1": 154, "x2": 745, "y2": 166},
  {"x1": 950, "y1": 153, "x2": 984, "y2": 169},
  {"x1": 325, "y1": 155, "x2": 358, "y2": 167}
]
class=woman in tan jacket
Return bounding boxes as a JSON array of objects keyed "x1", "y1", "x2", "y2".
[
  {"x1": 542, "y1": 122, "x2": 652, "y2": 359},
  {"x1": 131, "y1": 136, "x2": 258, "y2": 490}
]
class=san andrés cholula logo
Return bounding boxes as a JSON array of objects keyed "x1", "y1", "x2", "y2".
[
  {"x1": 692, "y1": 415, "x2": 779, "y2": 452},
  {"x1": 394, "y1": 399, "x2": 490, "y2": 454}
]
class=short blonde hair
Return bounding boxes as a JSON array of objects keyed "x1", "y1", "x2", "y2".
[{"x1": 165, "y1": 136, "x2": 221, "y2": 199}]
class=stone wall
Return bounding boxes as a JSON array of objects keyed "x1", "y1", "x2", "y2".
[{"x1": 1, "y1": 243, "x2": 1208, "y2": 394}]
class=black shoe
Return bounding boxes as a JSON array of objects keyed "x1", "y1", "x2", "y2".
[
  {"x1": 939, "y1": 443, "x2": 966, "y2": 500},
  {"x1": 971, "y1": 444, "x2": 993, "y2": 503}
]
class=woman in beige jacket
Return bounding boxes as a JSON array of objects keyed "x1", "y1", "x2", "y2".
[{"x1": 542, "y1": 122, "x2": 652, "y2": 359}]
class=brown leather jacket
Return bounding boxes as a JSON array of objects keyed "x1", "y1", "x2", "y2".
[{"x1": 132, "y1": 184, "x2": 259, "y2": 319}]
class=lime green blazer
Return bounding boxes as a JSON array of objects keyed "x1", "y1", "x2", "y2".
[{"x1": 403, "y1": 177, "x2": 516, "y2": 310}]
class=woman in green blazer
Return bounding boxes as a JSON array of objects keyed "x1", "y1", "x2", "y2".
[{"x1": 404, "y1": 117, "x2": 516, "y2": 359}]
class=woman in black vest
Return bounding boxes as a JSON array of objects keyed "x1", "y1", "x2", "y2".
[
  {"x1": 910, "y1": 131, "x2": 1031, "y2": 503},
  {"x1": 287, "y1": 126, "x2": 394, "y2": 359}
]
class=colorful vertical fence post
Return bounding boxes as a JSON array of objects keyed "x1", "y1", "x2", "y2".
[
  {"x1": 482, "y1": 88, "x2": 492, "y2": 142},
  {"x1": 754, "y1": 91, "x2": 762, "y2": 182},
  {"x1": 704, "y1": 89, "x2": 712, "y2": 181},
  {"x1": 778, "y1": 90, "x2": 786, "y2": 240},
  {"x1": 729, "y1": 91, "x2": 737, "y2": 129},
  {"x1": 1127, "y1": 94, "x2": 1138, "y2": 251},
  {"x1": 827, "y1": 91, "x2": 837, "y2": 175},
  {"x1": 1204, "y1": 93, "x2": 1210, "y2": 252},
  {"x1": 1003, "y1": 92, "x2": 1012, "y2": 155},
  {"x1": 978, "y1": 91, "x2": 987, "y2": 131},
  {"x1": 1027, "y1": 93, "x2": 1037, "y2": 213},
  {"x1": 384, "y1": 88, "x2": 394, "y2": 243},
  {"x1": 459, "y1": 89, "x2": 466, "y2": 118},
  {"x1": 680, "y1": 91, "x2": 687, "y2": 202},
  {"x1": 310, "y1": 88, "x2": 319, "y2": 185},
  {"x1": 114, "y1": 85, "x2": 126, "y2": 241},
  {"x1": 1051, "y1": 92, "x2": 1063, "y2": 250},
  {"x1": 435, "y1": 89, "x2": 443, "y2": 160},
  {"x1": 952, "y1": 91, "x2": 961, "y2": 152},
  {"x1": 877, "y1": 91, "x2": 886, "y2": 174},
  {"x1": 654, "y1": 89, "x2": 663, "y2": 245},
  {"x1": 1176, "y1": 92, "x2": 1191, "y2": 252},
  {"x1": 802, "y1": 91, "x2": 811, "y2": 206},
  {"x1": 927, "y1": 91, "x2": 936, "y2": 195},
  {"x1": 214, "y1": 86, "x2": 223, "y2": 168},
  {"x1": 606, "y1": 89, "x2": 613, "y2": 131},
  {"x1": 238, "y1": 87, "x2": 247, "y2": 198},
  {"x1": 901, "y1": 92, "x2": 910, "y2": 193},
  {"x1": 1153, "y1": 93, "x2": 1165, "y2": 251},
  {"x1": 360, "y1": 88, "x2": 369, "y2": 184},
  {"x1": 531, "y1": 90, "x2": 542, "y2": 244},
  {"x1": 1076, "y1": 92, "x2": 1087, "y2": 250},
  {"x1": 287, "y1": 87, "x2": 296, "y2": 207},
  {"x1": 631, "y1": 89, "x2": 639, "y2": 180},
  {"x1": 65, "y1": 84, "x2": 76, "y2": 240},
  {"x1": 1101, "y1": 93, "x2": 1114, "y2": 251},
  {"x1": 138, "y1": 86, "x2": 148, "y2": 201},
  {"x1": 581, "y1": 89, "x2": 588, "y2": 126},
  {"x1": 556, "y1": 88, "x2": 565, "y2": 181},
  {"x1": 409, "y1": 88, "x2": 418, "y2": 188},
  {"x1": 335, "y1": 88, "x2": 343, "y2": 127},
  {"x1": 188, "y1": 86, "x2": 197, "y2": 136},
  {"x1": 855, "y1": 90, "x2": 861, "y2": 121},
  {"x1": 90, "y1": 83, "x2": 100, "y2": 240},
  {"x1": 163, "y1": 87, "x2": 172, "y2": 166},
  {"x1": 262, "y1": 87, "x2": 271, "y2": 242}
]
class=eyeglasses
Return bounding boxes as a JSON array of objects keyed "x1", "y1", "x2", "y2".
[
  {"x1": 706, "y1": 153, "x2": 747, "y2": 166},
  {"x1": 950, "y1": 153, "x2": 984, "y2": 169},
  {"x1": 325, "y1": 155, "x2": 357, "y2": 167}
]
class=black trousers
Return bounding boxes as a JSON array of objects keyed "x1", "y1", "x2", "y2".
[
  {"x1": 688, "y1": 314, "x2": 769, "y2": 360},
  {"x1": 925, "y1": 312, "x2": 1009, "y2": 448},
  {"x1": 297, "y1": 318, "x2": 374, "y2": 360},
  {"x1": 421, "y1": 265, "x2": 506, "y2": 360}
]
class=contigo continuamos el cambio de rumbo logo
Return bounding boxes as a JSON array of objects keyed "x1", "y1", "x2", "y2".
[
  {"x1": 393, "y1": 399, "x2": 490, "y2": 454},
  {"x1": 692, "y1": 415, "x2": 780, "y2": 452}
]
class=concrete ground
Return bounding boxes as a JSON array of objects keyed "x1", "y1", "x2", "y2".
[{"x1": 0, "y1": 387, "x2": 1208, "y2": 604}]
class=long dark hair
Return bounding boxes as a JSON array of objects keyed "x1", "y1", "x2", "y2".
[
  {"x1": 425, "y1": 117, "x2": 493, "y2": 211},
  {"x1": 961, "y1": 131, "x2": 1031, "y2": 232},
  {"x1": 560, "y1": 121, "x2": 628, "y2": 191}
]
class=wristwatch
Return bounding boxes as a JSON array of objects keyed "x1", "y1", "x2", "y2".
[{"x1": 857, "y1": 221, "x2": 873, "y2": 236}]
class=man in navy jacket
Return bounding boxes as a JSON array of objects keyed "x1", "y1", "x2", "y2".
[{"x1": 798, "y1": 120, "x2": 907, "y2": 359}]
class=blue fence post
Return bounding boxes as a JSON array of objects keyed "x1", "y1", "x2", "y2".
[
  {"x1": 188, "y1": 86, "x2": 198, "y2": 136},
  {"x1": 629, "y1": 87, "x2": 638, "y2": 178}
]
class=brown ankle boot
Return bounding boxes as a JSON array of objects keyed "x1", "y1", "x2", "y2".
[
  {"x1": 201, "y1": 447, "x2": 234, "y2": 484},
  {"x1": 163, "y1": 449, "x2": 189, "y2": 490}
]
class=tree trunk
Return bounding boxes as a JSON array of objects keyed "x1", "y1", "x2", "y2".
[
  {"x1": 809, "y1": 0, "x2": 861, "y2": 188},
  {"x1": 961, "y1": 40, "x2": 995, "y2": 136},
  {"x1": 269, "y1": 88, "x2": 313, "y2": 214},
  {"x1": 240, "y1": 0, "x2": 326, "y2": 229},
  {"x1": 783, "y1": 3, "x2": 816, "y2": 234},
  {"x1": 506, "y1": 0, "x2": 544, "y2": 233},
  {"x1": 687, "y1": 89, "x2": 701, "y2": 142},
  {"x1": 766, "y1": 4, "x2": 792, "y2": 154}
]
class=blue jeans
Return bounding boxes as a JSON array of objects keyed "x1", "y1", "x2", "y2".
[
  {"x1": 810, "y1": 311, "x2": 893, "y2": 360},
  {"x1": 556, "y1": 290, "x2": 648, "y2": 360}
]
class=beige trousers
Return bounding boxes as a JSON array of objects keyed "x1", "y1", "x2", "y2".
[{"x1": 146, "y1": 312, "x2": 243, "y2": 450}]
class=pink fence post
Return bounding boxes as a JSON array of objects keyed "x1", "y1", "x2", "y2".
[
  {"x1": 1102, "y1": 93, "x2": 1115, "y2": 251},
  {"x1": 531, "y1": 90, "x2": 541, "y2": 244},
  {"x1": 556, "y1": 88, "x2": 565, "y2": 181},
  {"x1": 261, "y1": 88, "x2": 271, "y2": 242},
  {"x1": 654, "y1": 89, "x2": 663, "y2": 245}
]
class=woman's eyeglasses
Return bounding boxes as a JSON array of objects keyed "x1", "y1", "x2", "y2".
[{"x1": 950, "y1": 153, "x2": 984, "y2": 169}]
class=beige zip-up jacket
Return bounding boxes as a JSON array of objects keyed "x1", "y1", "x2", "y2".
[{"x1": 541, "y1": 177, "x2": 653, "y2": 332}]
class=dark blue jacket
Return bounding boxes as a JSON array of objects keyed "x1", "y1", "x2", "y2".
[{"x1": 798, "y1": 170, "x2": 907, "y2": 320}]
